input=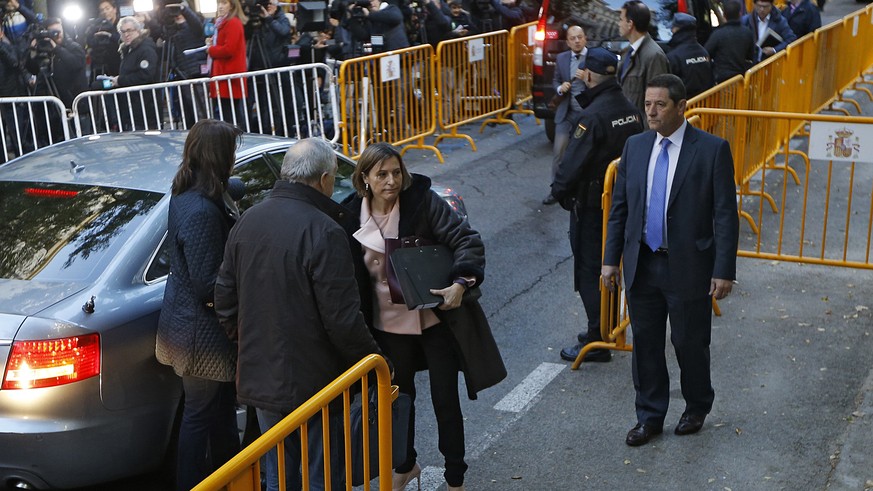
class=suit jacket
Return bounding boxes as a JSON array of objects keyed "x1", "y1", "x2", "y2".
[
  {"x1": 782, "y1": 0, "x2": 821, "y2": 39},
  {"x1": 603, "y1": 124, "x2": 740, "y2": 300},
  {"x1": 618, "y1": 35, "x2": 669, "y2": 125},
  {"x1": 741, "y1": 9, "x2": 797, "y2": 61},
  {"x1": 552, "y1": 49, "x2": 585, "y2": 124}
]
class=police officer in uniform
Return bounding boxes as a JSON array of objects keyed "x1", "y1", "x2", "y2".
[
  {"x1": 665, "y1": 13, "x2": 714, "y2": 99},
  {"x1": 551, "y1": 47, "x2": 644, "y2": 362}
]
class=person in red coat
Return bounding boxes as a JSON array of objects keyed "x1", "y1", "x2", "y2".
[{"x1": 207, "y1": 0, "x2": 248, "y2": 123}]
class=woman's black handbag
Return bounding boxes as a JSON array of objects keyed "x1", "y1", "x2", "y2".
[{"x1": 349, "y1": 387, "x2": 412, "y2": 486}]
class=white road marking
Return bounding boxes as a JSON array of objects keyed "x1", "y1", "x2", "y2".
[{"x1": 493, "y1": 362, "x2": 565, "y2": 413}]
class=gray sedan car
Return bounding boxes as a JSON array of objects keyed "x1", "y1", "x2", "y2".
[{"x1": 0, "y1": 131, "x2": 466, "y2": 490}]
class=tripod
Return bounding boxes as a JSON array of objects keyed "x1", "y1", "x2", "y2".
[{"x1": 31, "y1": 60, "x2": 65, "y2": 146}]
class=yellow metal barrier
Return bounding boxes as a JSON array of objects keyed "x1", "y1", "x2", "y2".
[
  {"x1": 435, "y1": 30, "x2": 516, "y2": 151},
  {"x1": 338, "y1": 45, "x2": 441, "y2": 161},
  {"x1": 193, "y1": 354, "x2": 395, "y2": 491},
  {"x1": 497, "y1": 22, "x2": 540, "y2": 127},
  {"x1": 571, "y1": 158, "x2": 631, "y2": 370},
  {"x1": 688, "y1": 108, "x2": 873, "y2": 269}
]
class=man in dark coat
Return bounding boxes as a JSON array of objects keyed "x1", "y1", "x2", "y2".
[
  {"x1": 741, "y1": 0, "x2": 797, "y2": 62},
  {"x1": 704, "y1": 0, "x2": 756, "y2": 84},
  {"x1": 101, "y1": 16, "x2": 160, "y2": 131},
  {"x1": 215, "y1": 138, "x2": 385, "y2": 491},
  {"x1": 550, "y1": 48, "x2": 644, "y2": 364},
  {"x1": 24, "y1": 19, "x2": 87, "y2": 146},
  {"x1": 362, "y1": 0, "x2": 410, "y2": 52},
  {"x1": 617, "y1": 1, "x2": 669, "y2": 129},
  {"x1": 782, "y1": 0, "x2": 821, "y2": 39},
  {"x1": 666, "y1": 13, "x2": 714, "y2": 99}
]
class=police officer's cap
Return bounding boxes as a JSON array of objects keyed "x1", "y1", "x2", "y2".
[
  {"x1": 672, "y1": 13, "x2": 697, "y2": 29},
  {"x1": 585, "y1": 48, "x2": 618, "y2": 76}
]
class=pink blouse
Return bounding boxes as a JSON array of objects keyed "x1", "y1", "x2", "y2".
[{"x1": 353, "y1": 198, "x2": 439, "y2": 335}]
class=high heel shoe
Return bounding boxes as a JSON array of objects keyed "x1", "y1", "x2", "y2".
[{"x1": 392, "y1": 462, "x2": 421, "y2": 491}]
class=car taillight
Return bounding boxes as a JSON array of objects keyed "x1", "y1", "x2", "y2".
[
  {"x1": 24, "y1": 187, "x2": 79, "y2": 198},
  {"x1": 2, "y1": 334, "x2": 100, "y2": 390}
]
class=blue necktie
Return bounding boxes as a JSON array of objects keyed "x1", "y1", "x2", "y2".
[
  {"x1": 646, "y1": 139, "x2": 671, "y2": 252},
  {"x1": 619, "y1": 47, "x2": 634, "y2": 82}
]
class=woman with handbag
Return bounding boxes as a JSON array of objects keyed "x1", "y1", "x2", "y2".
[{"x1": 341, "y1": 142, "x2": 506, "y2": 491}]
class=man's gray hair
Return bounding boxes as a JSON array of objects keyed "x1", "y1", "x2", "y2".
[
  {"x1": 117, "y1": 16, "x2": 143, "y2": 32},
  {"x1": 280, "y1": 138, "x2": 337, "y2": 184}
]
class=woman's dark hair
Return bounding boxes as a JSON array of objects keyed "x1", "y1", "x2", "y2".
[
  {"x1": 351, "y1": 142, "x2": 413, "y2": 197},
  {"x1": 171, "y1": 119, "x2": 243, "y2": 199}
]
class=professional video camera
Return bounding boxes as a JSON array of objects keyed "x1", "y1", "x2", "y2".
[
  {"x1": 30, "y1": 28, "x2": 60, "y2": 67},
  {"x1": 155, "y1": 0, "x2": 185, "y2": 27},
  {"x1": 243, "y1": 0, "x2": 272, "y2": 28}
]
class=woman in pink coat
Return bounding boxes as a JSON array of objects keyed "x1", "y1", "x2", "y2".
[{"x1": 207, "y1": 0, "x2": 248, "y2": 123}]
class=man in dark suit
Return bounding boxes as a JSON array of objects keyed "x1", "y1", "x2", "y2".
[
  {"x1": 544, "y1": 25, "x2": 587, "y2": 205},
  {"x1": 601, "y1": 74, "x2": 739, "y2": 447},
  {"x1": 617, "y1": 1, "x2": 669, "y2": 129}
]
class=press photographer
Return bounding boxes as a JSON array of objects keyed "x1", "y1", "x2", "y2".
[
  {"x1": 156, "y1": 1, "x2": 209, "y2": 128},
  {"x1": 344, "y1": 0, "x2": 409, "y2": 55},
  {"x1": 23, "y1": 19, "x2": 87, "y2": 145},
  {"x1": 85, "y1": 0, "x2": 121, "y2": 79},
  {"x1": 245, "y1": 0, "x2": 291, "y2": 70}
]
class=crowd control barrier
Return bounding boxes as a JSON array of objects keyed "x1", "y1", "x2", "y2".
[
  {"x1": 0, "y1": 96, "x2": 70, "y2": 164},
  {"x1": 71, "y1": 64, "x2": 339, "y2": 142},
  {"x1": 193, "y1": 354, "x2": 396, "y2": 491},
  {"x1": 435, "y1": 30, "x2": 516, "y2": 151},
  {"x1": 500, "y1": 22, "x2": 539, "y2": 125},
  {"x1": 337, "y1": 44, "x2": 439, "y2": 160},
  {"x1": 688, "y1": 108, "x2": 873, "y2": 270}
]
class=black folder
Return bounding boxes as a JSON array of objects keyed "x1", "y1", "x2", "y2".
[{"x1": 389, "y1": 245, "x2": 480, "y2": 310}]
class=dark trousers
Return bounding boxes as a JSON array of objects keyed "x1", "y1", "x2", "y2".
[
  {"x1": 625, "y1": 247, "x2": 715, "y2": 427},
  {"x1": 177, "y1": 376, "x2": 240, "y2": 491},
  {"x1": 255, "y1": 408, "x2": 344, "y2": 491},
  {"x1": 570, "y1": 206, "x2": 605, "y2": 340},
  {"x1": 373, "y1": 324, "x2": 468, "y2": 487}
]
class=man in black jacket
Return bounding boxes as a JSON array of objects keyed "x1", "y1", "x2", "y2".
[
  {"x1": 665, "y1": 13, "x2": 714, "y2": 99},
  {"x1": 360, "y1": 0, "x2": 410, "y2": 52},
  {"x1": 704, "y1": 0, "x2": 755, "y2": 84},
  {"x1": 85, "y1": 0, "x2": 121, "y2": 80},
  {"x1": 163, "y1": 4, "x2": 209, "y2": 128},
  {"x1": 215, "y1": 138, "x2": 384, "y2": 491},
  {"x1": 24, "y1": 19, "x2": 87, "y2": 146},
  {"x1": 1, "y1": 24, "x2": 30, "y2": 157},
  {"x1": 110, "y1": 16, "x2": 160, "y2": 130},
  {"x1": 551, "y1": 47, "x2": 644, "y2": 363}
]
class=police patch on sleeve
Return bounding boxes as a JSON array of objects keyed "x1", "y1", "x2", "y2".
[
  {"x1": 140, "y1": 60, "x2": 150, "y2": 69},
  {"x1": 574, "y1": 123, "x2": 587, "y2": 139}
]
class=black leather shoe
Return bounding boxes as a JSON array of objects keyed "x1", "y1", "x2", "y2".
[
  {"x1": 559, "y1": 343, "x2": 612, "y2": 362},
  {"x1": 577, "y1": 332, "x2": 589, "y2": 344},
  {"x1": 626, "y1": 423, "x2": 663, "y2": 446},
  {"x1": 674, "y1": 413, "x2": 706, "y2": 435},
  {"x1": 542, "y1": 193, "x2": 558, "y2": 205}
]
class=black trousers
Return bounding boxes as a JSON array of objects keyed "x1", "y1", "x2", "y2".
[
  {"x1": 625, "y1": 247, "x2": 715, "y2": 427},
  {"x1": 372, "y1": 323, "x2": 468, "y2": 487},
  {"x1": 569, "y1": 206, "x2": 605, "y2": 341}
]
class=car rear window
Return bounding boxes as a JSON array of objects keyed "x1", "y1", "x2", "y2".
[{"x1": 0, "y1": 182, "x2": 162, "y2": 281}]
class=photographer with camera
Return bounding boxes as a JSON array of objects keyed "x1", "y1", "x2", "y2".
[
  {"x1": 85, "y1": 0, "x2": 121, "y2": 80},
  {"x1": 23, "y1": 19, "x2": 87, "y2": 146},
  {"x1": 418, "y1": 0, "x2": 452, "y2": 47},
  {"x1": 447, "y1": 0, "x2": 477, "y2": 37},
  {"x1": 346, "y1": 0, "x2": 409, "y2": 54},
  {"x1": 246, "y1": 0, "x2": 290, "y2": 70},
  {"x1": 161, "y1": 2, "x2": 209, "y2": 128}
]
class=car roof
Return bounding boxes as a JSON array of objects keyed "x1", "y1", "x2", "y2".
[{"x1": 0, "y1": 131, "x2": 295, "y2": 193}]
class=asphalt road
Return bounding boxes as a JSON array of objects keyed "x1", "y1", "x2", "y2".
[{"x1": 47, "y1": 1, "x2": 873, "y2": 489}]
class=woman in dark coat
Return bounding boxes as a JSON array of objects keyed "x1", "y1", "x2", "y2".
[
  {"x1": 156, "y1": 119, "x2": 243, "y2": 491},
  {"x1": 341, "y1": 142, "x2": 505, "y2": 491}
]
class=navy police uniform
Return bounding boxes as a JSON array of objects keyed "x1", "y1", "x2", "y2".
[
  {"x1": 551, "y1": 47, "x2": 644, "y2": 361},
  {"x1": 666, "y1": 14, "x2": 715, "y2": 98}
]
